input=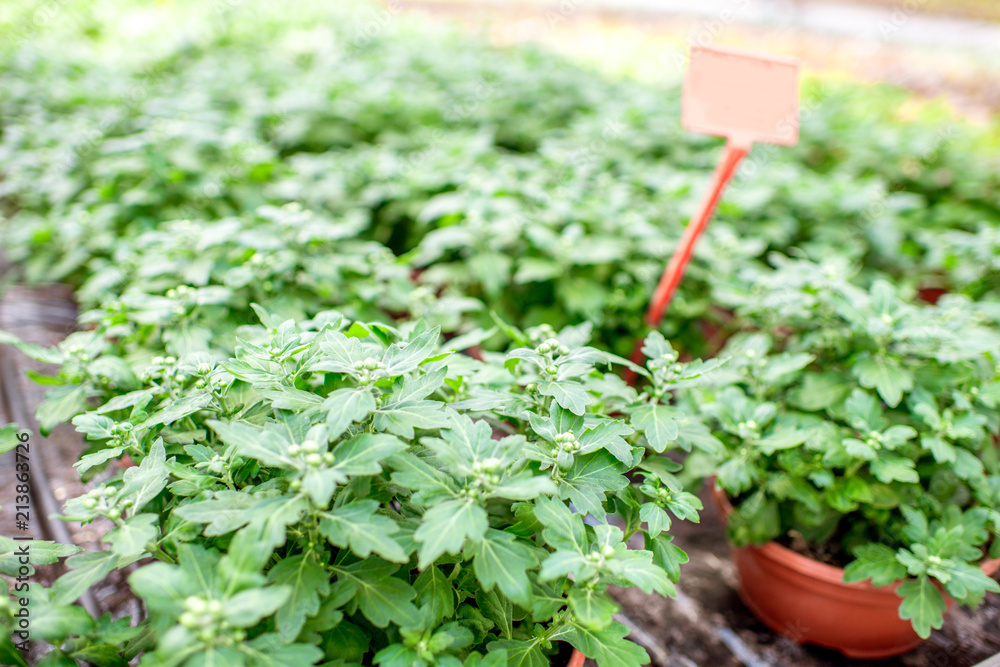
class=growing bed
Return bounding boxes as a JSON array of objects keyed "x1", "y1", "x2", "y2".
[{"x1": 2, "y1": 1, "x2": 1000, "y2": 666}]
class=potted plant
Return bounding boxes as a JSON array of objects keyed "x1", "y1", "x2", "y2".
[
  {"x1": 684, "y1": 264, "x2": 1000, "y2": 658},
  {"x1": 1, "y1": 313, "x2": 719, "y2": 666}
]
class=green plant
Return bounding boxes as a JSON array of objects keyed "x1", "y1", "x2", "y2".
[
  {"x1": 689, "y1": 262, "x2": 1000, "y2": 638},
  {"x1": 1, "y1": 313, "x2": 723, "y2": 666}
]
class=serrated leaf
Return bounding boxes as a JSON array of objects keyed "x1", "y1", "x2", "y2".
[
  {"x1": 414, "y1": 499, "x2": 488, "y2": 569},
  {"x1": 565, "y1": 621, "x2": 649, "y2": 667},
  {"x1": 331, "y1": 433, "x2": 406, "y2": 478},
  {"x1": 208, "y1": 420, "x2": 288, "y2": 468},
  {"x1": 645, "y1": 533, "x2": 688, "y2": 583},
  {"x1": 319, "y1": 500, "x2": 407, "y2": 563},
  {"x1": 629, "y1": 404, "x2": 679, "y2": 453},
  {"x1": 323, "y1": 387, "x2": 376, "y2": 439},
  {"x1": 537, "y1": 380, "x2": 592, "y2": 416},
  {"x1": 898, "y1": 576, "x2": 947, "y2": 639},
  {"x1": 567, "y1": 588, "x2": 618, "y2": 630},
  {"x1": 0, "y1": 537, "x2": 80, "y2": 577},
  {"x1": 225, "y1": 586, "x2": 292, "y2": 628},
  {"x1": 844, "y1": 543, "x2": 907, "y2": 586},
  {"x1": 374, "y1": 400, "x2": 451, "y2": 438},
  {"x1": 329, "y1": 559, "x2": 421, "y2": 629},
  {"x1": 105, "y1": 513, "x2": 158, "y2": 558},
  {"x1": 382, "y1": 328, "x2": 440, "y2": 375},
  {"x1": 577, "y1": 420, "x2": 633, "y2": 464},
  {"x1": 852, "y1": 353, "x2": 912, "y2": 408},
  {"x1": 870, "y1": 456, "x2": 919, "y2": 484},
  {"x1": 174, "y1": 491, "x2": 255, "y2": 537},
  {"x1": 558, "y1": 452, "x2": 628, "y2": 520},
  {"x1": 414, "y1": 566, "x2": 455, "y2": 627},
  {"x1": 137, "y1": 393, "x2": 213, "y2": 429},
  {"x1": 119, "y1": 439, "x2": 168, "y2": 513},
  {"x1": 470, "y1": 529, "x2": 539, "y2": 608},
  {"x1": 266, "y1": 554, "x2": 331, "y2": 641}
]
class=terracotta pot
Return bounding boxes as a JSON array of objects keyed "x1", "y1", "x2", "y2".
[
  {"x1": 567, "y1": 650, "x2": 586, "y2": 667},
  {"x1": 711, "y1": 486, "x2": 1000, "y2": 659}
]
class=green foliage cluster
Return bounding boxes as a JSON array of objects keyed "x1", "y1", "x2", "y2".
[
  {"x1": 1, "y1": 0, "x2": 1000, "y2": 659},
  {"x1": 688, "y1": 260, "x2": 1000, "y2": 637},
  {"x1": 1, "y1": 311, "x2": 722, "y2": 666}
]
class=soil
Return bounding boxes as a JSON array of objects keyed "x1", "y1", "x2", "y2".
[{"x1": 776, "y1": 530, "x2": 852, "y2": 568}]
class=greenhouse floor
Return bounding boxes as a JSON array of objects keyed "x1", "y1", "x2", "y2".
[
  {"x1": 4, "y1": 284, "x2": 998, "y2": 667},
  {"x1": 405, "y1": 0, "x2": 1000, "y2": 122}
]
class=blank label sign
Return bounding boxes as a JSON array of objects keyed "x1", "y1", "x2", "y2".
[{"x1": 682, "y1": 45, "x2": 800, "y2": 146}]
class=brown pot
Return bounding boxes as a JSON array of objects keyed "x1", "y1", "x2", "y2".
[
  {"x1": 712, "y1": 486, "x2": 1000, "y2": 659},
  {"x1": 567, "y1": 650, "x2": 585, "y2": 667}
]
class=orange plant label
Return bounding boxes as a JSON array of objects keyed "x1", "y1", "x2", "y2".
[{"x1": 682, "y1": 45, "x2": 800, "y2": 146}]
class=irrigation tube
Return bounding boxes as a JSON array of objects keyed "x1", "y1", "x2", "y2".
[{"x1": 0, "y1": 297, "x2": 100, "y2": 618}]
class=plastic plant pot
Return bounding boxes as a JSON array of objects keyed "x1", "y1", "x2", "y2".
[{"x1": 712, "y1": 486, "x2": 1000, "y2": 659}]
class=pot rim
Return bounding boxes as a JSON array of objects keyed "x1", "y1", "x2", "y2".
[
  {"x1": 711, "y1": 483, "x2": 1000, "y2": 589},
  {"x1": 567, "y1": 649, "x2": 586, "y2": 667}
]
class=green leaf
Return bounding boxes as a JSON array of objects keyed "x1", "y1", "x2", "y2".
[
  {"x1": 897, "y1": 575, "x2": 947, "y2": 639},
  {"x1": 245, "y1": 634, "x2": 324, "y2": 667},
  {"x1": 565, "y1": 622, "x2": 649, "y2": 667},
  {"x1": 558, "y1": 452, "x2": 628, "y2": 519},
  {"x1": 225, "y1": 586, "x2": 292, "y2": 628},
  {"x1": 173, "y1": 491, "x2": 255, "y2": 537},
  {"x1": 870, "y1": 456, "x2": 919, "y2": 484},
  {"x1": 331, "y1": 433, "x2": 406, "y2": 478},
  {"x1": 137, "y1": 393, "x2": 213, "y2": 429},
  {"x1": 0, "y1": 330, "x2": 64, "y2": 364},
  {"x1": 537, "y1": 381, "x2": 592, "y2": 416},
  {"x1": 119, "y1": 439, "x2": 168, "y2": 513},
  {"x1": 939, "y1": 561, "x2": 1000, "y2": 604},
  {"x1": 645, "y1": 533, "x2": 688, "y2": 583},
  {"x1": 852, "y1": 353, "x2": 913, "y2": 408},
  {"x1": 266, "y1": 554, "x2": 331, "y2": 641},
  {"x1": 844, "y1": 544, "x2": 907, "y2": 586},
  {"x1": 0, "y1": 424, "x2": 21, "y2": 455},
  {"x1": 319, "y1": 500, "x2": 407, "y2": 563},
  {"x1": 414, "y1": 498, "x2": 488, "y2": 569},
  {"x1": 374, "y1": 400, "x2": 451, "y2": 438},
  {"x1": 388, "y1": 452, "x2": 457, "y2": 504},
  {"x1": 476, "y1": 588, "x2": 513, "y2": 639},
  {"x1": 756, "y1": 429, "x2": 809, "y2": 454},
  {"x1": 241, "y1": 495, "x2": 309, "y2": 553},
  {"x1": 105, "y1": 513, "x2": 158, "y2": 558},
  {"x1": 639, "y1": 504, "x2": 670, "y2": 535},
  {"x1": 329, "y1": 559, "x2": 421, "y2": 629},
  {"x1": 37, "y1": 385, "x2": 90, "y2": 435},
  {"x1": 31, "y1": 596, "x2": 95, "y2": 642},
  {"x1": 608, "y1": 550, "x2": 675, "y2": 598},
  {"x1": 577, "y1": 420, "x2": 633, "y2": 465},
  {"x1": 382, "y1": 328, "x2": 440, "y2": 375},
  {"x1": 533, "y1": 495, "x2": 587, "y2": 552},
  {"x1": 486, "y1": 639, "x2": 546, "y2": 667},
  {"x1": 629, "y1": 404, "x2": 679, "y2": 453},
  {"x1": 323, "y1": 387, "x2": 376, "y2": 439},
  {"x1": 568, "y1": 587, "x2": 618, "y2": 630},
  {"x1": 51, "y1": 551, "x2": 120, "y2": 606},
  {"x1": 470, "y1": 529, "x2": 539, "y2": 608},
  {"x1": 0, "y1": 536, "x2": 80, "y2": 577},
  {"x1": 414, "y1": 566, "x2": 455, "y2": 627},
  {"x1": 208, "y1": 420, "x2": 288, "y2": 468}
]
